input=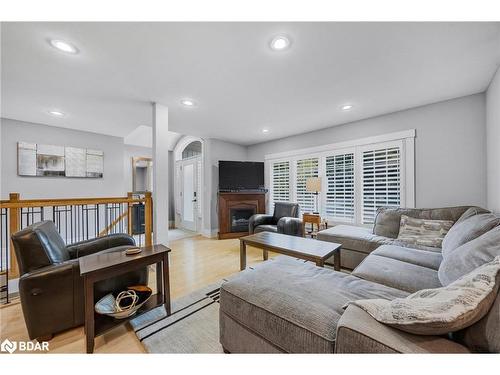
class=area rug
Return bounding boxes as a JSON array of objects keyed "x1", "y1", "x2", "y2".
[{"x1": 130, "y1": 281, "x2": 226, "y2": 353}]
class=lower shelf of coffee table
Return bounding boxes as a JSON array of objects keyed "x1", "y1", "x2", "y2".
[{"x1": 94, "y1": 293, "x2": 164, "y2": 337}]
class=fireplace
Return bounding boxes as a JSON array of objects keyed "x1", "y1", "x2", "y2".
[
  {"x1": 230, "y1": 208, "x2": 256, "y2": 232},
  {"x1": 218, "y1": 192, "x2": 266, "y2": 239}
]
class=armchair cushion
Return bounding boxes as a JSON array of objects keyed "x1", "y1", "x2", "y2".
[
  {"x1": 12, "y1": 220, "x2": 70, "y2": 274},
  {"x1": 66, "y1": 233, "x2": 136, "y2": 258},
  {"x1": 273, "y1": 202, "x2": 299, "y2": 221},
  {"x1": 254, "y1": 224, "x2": 278, "y2": 233}
]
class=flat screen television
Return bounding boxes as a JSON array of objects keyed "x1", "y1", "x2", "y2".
[{"x1": 219, "y1": 161, "x2": 265, "y2": 191}]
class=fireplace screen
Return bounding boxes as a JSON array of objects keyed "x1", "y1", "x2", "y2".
[{"x1": 230, "y1": 208, "x2": 256, "y2": 232}]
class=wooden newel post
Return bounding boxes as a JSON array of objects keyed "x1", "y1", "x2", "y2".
[
  {"x1": 8, "y1": 193, "x2": 20, "y2": 279},
  {"x1": 127, "y1": 192, "x2": 133, "y2": 236},
  {"x1": 144, "y1": 192, "x2": 153, "y2": 246}
]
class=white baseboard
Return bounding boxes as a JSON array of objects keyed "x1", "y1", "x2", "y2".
[{"x1": 201, "y1": 228, "x2": 219, "y2": 238}]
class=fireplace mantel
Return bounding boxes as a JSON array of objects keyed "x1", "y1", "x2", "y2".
[{"x1": 218, "y1": 192, "x2": 266, "y2": 239}]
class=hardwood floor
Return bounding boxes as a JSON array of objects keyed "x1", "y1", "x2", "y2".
[{"x1": 0, "y1": 235, "x2": 277, "y2": 354}]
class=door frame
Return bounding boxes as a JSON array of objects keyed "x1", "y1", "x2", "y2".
[
  {"x1": 173, "y1": 136, "x2": 205, "y2": 234},
  {"x1": 179, "y1": 156, "x2": 201, "y2": 231}
]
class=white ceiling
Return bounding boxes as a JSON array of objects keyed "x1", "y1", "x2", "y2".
[{"x1": 2, "y1": 22, "x2": 500, "y2": 146}]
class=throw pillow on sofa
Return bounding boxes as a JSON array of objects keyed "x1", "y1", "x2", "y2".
[
  {"x1": 441, "y1": 212, "x2": 499, "y2": 258},
  {"x1": 438, "y1": 225, "x2": 500, "y2": 286},
  {"x1": 396, "y1": 215, "x2": 454, "y2": 248},
  {"x1": 345, "y1": 256, "x2": 500, "y2": 335}
]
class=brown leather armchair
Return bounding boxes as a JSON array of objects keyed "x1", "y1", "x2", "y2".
[{"x1": 11, "y1": 221, "x2": 148, "y2": 341}]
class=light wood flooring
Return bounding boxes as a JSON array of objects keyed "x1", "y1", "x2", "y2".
[{"x1": 0, "y1": 235, "x2": 277, "y2": 354}]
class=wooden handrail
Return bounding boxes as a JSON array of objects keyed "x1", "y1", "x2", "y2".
[{"x1": 0, "y1": 197, "x2": 145, "y2": 209}]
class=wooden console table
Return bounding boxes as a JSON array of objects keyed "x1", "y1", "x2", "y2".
[{"x1": 79, "y1": 244, "x2": 171, "y2": 353}]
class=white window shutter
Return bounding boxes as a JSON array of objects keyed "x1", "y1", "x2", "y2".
[
  {"x1": 362, "y1": 146, "x2": 401, "y2": 224},
  {"x1": 295, "y1": 157, "x2": 319, "y2": 214},
  {"x1": 271, "y1": 161, "x2": 290, "y2": 209},
  {"x1": 325, "y1": 153, "x2": 355, "y2": 222}
]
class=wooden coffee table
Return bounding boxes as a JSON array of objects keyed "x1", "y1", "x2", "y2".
[
  {"x1": 240, "y1": 232, "x2": 341, "y2": 271},
  {"x1": 79, "y1": 244, "x2": 171, "y2": 353}
]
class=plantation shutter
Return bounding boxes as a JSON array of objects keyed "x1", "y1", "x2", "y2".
[
  {"x1": 295, "y1": 157, "x2": 319, "y2": 214},
  {"x1": 362, "y1": 146, "x2": 401, "y2": 224},
  {"x1": 325, "y1": 153, "x2": 355, "y2": 222},
  {"x1": 271, "y1": 161, "x2": 290, "y2": 207}
]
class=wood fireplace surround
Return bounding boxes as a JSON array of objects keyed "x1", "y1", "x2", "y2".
[{"x1": 218, "y1": 192, "x2": 266, "y2": 239}]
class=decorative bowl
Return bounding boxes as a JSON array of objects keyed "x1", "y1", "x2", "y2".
[{"x1": 95, "y1": 285, "x2": 152, "y2": 319}]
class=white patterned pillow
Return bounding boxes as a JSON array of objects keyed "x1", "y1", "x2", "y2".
[
  {"x1": 344, "y1": 256, "x2": 500, "y2": 335},
  {"x1": 397, "y1": 215, "x2": 454, "y2": 248}
]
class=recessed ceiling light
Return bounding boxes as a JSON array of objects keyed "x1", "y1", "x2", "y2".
[
  {"x1": 48, "y1": 110, "x2": 65, "y2": 117},
  {"x1": 270, "y1": 35, "x2": 291, "y2": 51},
  {"x1": 49, "y1": 39, "x2": 79, "y2": 54},
  {"x1": 180, "y1": 98, "x2": 196, "y2": 107},
  {"x1": 341, "y1": 104, "x2": 353, "y2": 111},
  {"x1": 262, "y1": 128, "x2": 269, "y2": 134}
]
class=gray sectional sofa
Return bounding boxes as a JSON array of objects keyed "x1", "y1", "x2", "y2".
[
  {"x1": 219, "y1": 206, "x2": 500, "y2": 353},
  {"x1": 317, "y1": 206, "x2": 487, "y2": 269}
]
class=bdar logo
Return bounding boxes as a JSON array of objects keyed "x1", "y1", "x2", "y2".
[{"x1": 1, "y1": 339, "x2": 17, "y2": 353}]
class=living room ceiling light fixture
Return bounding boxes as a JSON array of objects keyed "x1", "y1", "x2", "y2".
[
  {"x1": 341, "y1": 104, "x2": 353, "y2": 111},
  {"x1": 180, "y1": 98, "x2": 196, "y2": 107},
  {"x1": 270, "y1": 35, "x2": 291, "y2": 51},
  {"x1": 262, "y1": 128, "x2": 269, "y2": 133},
  {"x1": 49, "y1": 39, "x2": 79, "y2": 54},
  {"x1": 48, "y1": 110, "x2": 65, "y2": 117}
]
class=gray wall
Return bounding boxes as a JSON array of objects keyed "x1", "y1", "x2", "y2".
[
  {"x1": 487, "y1": 67, "x2": 500, "y2": 213},
  {"x1": 1, "y1": 118, "x2": 126, "y2": 199},
  {"x1": 247, "y1": 94, "x2": 487, "y2": 209},
  {"x1": 204, "y1": 138, "x2": 248, "y2": 232}
]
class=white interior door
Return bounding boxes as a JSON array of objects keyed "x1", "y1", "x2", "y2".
[{"x1": 181, "y1": 159, "x2": 197, "y2": 231}]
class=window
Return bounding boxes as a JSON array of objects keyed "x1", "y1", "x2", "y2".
[
  {"x1": 325, "y1": 153, "x2": 355, "y2": 222},
  {"x1": 265, "y1": 130, "x2": 414, "y2": 225},
  {"x1": 271, "y1": 161, "x2": 290, "y2": 206},
  {"x1": 295, "y1": 157, "x2": 319, "y2": 213},
  {"x1": 362, "y1": 146, "x2": 401, "y2": 224}
]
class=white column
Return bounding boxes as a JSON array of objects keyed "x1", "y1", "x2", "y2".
[{"x1": 152, "y1": 103, "x2": 169, "y2": 244}]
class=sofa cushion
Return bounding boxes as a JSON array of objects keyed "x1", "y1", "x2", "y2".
[
  {"x1": 441, "y1": 213, "x2": 499, "y2": 257},
  {"x1": 254, "y1": 224, "x2": 277, "y2": 233},
  {"x1": 438, "y1": 225, "x2": 500, "y2": 286},
  {"x1": 373, "y1": 206, "x2": 473, "y2": 239},
  {"x1": 220, "y1": 256, "x2": 408, "y2": 353},
  {"x1": 371, "y1": 245, "x2": 443, "y2": 271},
  {"x1": 352, "y1": 253, "x2": 442, "y2": 293},
  {"x1": 396, "y1": 215, "x2": 453, "y2": 249},
  {"x1": 347, "y1": 256, "x2": 500, "y2": 336},
  {"x1": 454, "y1": 206, "x2": 491, "y2": 224},
  {"x1": 317, "y1": 225, "x2": 390, "y2": 255}
]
